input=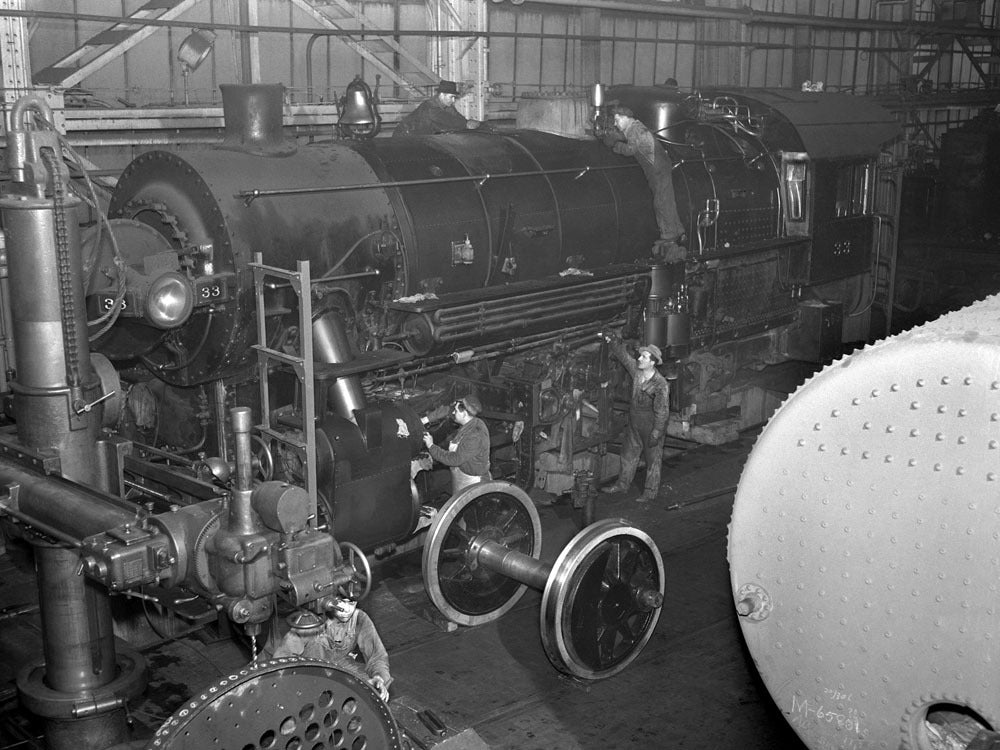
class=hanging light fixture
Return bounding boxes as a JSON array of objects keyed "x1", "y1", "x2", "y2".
[{"x1": 178, "y1": 29, "x2": 216, "y2": 105}]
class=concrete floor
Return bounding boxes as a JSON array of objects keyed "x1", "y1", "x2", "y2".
[{"x1": 0, "y1": 432, "x2": 807, "y2": 750}]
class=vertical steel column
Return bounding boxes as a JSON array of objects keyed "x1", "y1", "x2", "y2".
[
  {"x1": 4, "y1": 96, "x2": 144, "y2": 750},
  {"x1": 1, "y1": 196, "x2": 101, "y2": 484}
]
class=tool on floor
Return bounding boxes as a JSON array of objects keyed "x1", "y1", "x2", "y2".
[{"x1": 417, "y1": 709, "x2": 447, "y2": 736}]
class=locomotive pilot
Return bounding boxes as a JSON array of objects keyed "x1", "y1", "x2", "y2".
[
  {"x1": 394, "y1": 80, "x2": 483, "y2": 136},
  {"x1": 273, "y1": 584, "x2": 392, "y2": 702},
  {"x1": 604, "y1": 105, "x2": 686, "y2": 263},
  {"x1": 600, "y1": 334, "x2": 670, "y2": 502},
  {"x1": 422, "y1": 394, "x2": 492, "y2": 494}
]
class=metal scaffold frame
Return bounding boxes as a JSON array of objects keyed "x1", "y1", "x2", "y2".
[{"x1": 251, "y1": 252, "x2": 318, "y2": 528}]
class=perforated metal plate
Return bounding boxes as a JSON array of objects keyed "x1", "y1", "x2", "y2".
[
  {"x1": 150, "y1": 658, "x2": 401, "y2": 750},
  {"x1": 729, "y1": 294, "x2": 1000, "y2": 750}
]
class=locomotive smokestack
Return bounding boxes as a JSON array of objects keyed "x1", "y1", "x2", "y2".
[{"x1": 219, "y1": 83, "x2": 294, "y2": 155}]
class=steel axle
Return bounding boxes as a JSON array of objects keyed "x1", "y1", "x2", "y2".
[{"x1": 423, "y1": 481, "x2": 665, "y2": 679}]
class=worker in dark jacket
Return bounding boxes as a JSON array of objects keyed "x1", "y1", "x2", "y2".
[
  {"x1": 604, "y1": 105, "x2": 685, "y2": 262},
  {"x1": 601, "y1": 335, "x2": 671, "y2": 502},
  {"x1": 394, "y1": 80, "x2": 482, "y2": 136},
  {"x1": 423, "y1": 394, "x2": 491, "y2": 494}
]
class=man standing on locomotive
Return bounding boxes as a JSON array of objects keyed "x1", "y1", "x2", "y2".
[
  {"x1": 604, "y1": 105, "x2": 686, "y2": 263},
  {"x1": 394, "y1": 80, "x2": 483, "y2": 136},
  {"x1": 423, "y1": 394, "x2": 492, "y2": 494},
  {"x1": 600, "y1": 334, "x2": 670, "y2": 502}
]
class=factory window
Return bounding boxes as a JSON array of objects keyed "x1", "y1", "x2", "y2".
[{"x1": 834, "y1": 161, "x2": 874, "y2": 217}]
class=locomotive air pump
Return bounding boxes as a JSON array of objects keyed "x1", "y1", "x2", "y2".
[{"x1": 422, "y1": 481, "x2": 665, "y2": 679}]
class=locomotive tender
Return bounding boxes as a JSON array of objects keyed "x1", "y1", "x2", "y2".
[{"x1": 0, "y1": 82, "x2": 899, "y2": 748}]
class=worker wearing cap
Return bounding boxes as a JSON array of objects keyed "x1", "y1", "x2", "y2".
[
  {"x1": 600, "y1": 334, "x2": 670, "y2": 502},
  {"x1": 273, "y1": 586, "x2": 392, "y2": 702},
  {"x1": 423, "y1": 394, "x2": 491, "y2": 494},
  {"x1": 603, "y1": 105, "x2": 685, "y2": 263},
  {"x1": 394, "y1": 80, "x2": 483, "y2": 136}
]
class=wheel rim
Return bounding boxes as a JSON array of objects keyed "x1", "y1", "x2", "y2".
[
  {"x1": 422, "y1": 481, "x2": 541, "y2": 626},
  {"x1": 541, "y1": 519, "x2": 664, "y2": 679}
]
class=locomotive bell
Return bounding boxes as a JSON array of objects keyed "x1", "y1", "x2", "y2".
[{"x1": 338, "y1": 75, "x2": 380, "y2": 139}]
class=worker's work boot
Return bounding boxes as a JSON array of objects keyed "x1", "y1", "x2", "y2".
[
  {"x1": 637, "y1": 489, "x2": 658, "y2": 503},
  {"x1": 601, "y1": 482, "x2": 629, "y2": 495}
]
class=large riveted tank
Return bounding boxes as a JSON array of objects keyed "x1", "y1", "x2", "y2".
[
  {"x1": 101, "y1": 84, "x2": 658, "y2": 386},
  {"x1": 729, "y1": 293, "x2": 1000, "y2": 749}
]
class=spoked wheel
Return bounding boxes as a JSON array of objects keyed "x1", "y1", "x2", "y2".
[
  {"x1": 422, "y1": 482, "x2": 665, "y2": 680},
  {"x1": 150, "y1": 659, "x2": 401, "y2": 749},
  {"x1": 340, "y1": 541, "x2": 372, "y2": 600},
  {"x1": 541, "y1": 519, "x2": 664, "y2": 679},
  {"x1": 422, "y1": 481, "x2": 541, "y2": 626}
]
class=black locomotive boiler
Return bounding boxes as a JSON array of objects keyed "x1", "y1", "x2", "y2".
[
  {"x1": 90, "y1": 82, "x2": 901, "y2": 503},
  {"x1": 0, "y1": 82, "x2": 901, "y2": 748}
]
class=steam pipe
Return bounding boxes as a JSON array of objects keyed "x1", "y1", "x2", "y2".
[{"x1": 228, "y1": 407, "x2": 256, "y2": 537}]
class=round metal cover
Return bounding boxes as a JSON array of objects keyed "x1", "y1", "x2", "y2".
[
  {"x1": 149, "y1": 658, "x2": 401, "y2": 750},
  {"x1": 729, "y1": 294, "x2": 1000, "y2": 750}
]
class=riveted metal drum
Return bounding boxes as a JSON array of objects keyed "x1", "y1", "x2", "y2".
[{"x1": 729, "y1": 293, "x2": 1000, "y2": 750}]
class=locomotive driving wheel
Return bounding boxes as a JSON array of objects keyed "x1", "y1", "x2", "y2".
[
  {"x1": 422, "y1": 481, "x2": 664, "y2": 679},
  {"x1": 149, "y1": 658, "x2": 402, "y2": 750},
  {"x1": 541, "y1": 519, "x2": 664, "y2": 679},
  {"x1": 422, "y1": 481, "x2": 542, "y2": 626}
]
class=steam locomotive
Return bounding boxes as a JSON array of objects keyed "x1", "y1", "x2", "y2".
[
  {"x1": 0, "y1": 82, "x2": 900, "y2": 748},
  {"x1": 89, "y1": 81, "x2": 901, "y2": 498}
]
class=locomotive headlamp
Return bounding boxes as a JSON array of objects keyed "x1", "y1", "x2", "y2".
[{"x1": 144, "y1": 271, "x2": 194, "y2": 329}]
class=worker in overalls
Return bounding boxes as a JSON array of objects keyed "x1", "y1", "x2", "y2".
[
  {"x1": 423, "y1": 394, "x2": 492, "y2": 494},
  {"x1": 604, "y1": 105, "x2": 686, "y2": 262},
  {"x1": 601, "y1": 335, "x2": 670, "y2": 502},
  {"x1": 273, "y1": 584, "x2": 392, "y2": 702}
]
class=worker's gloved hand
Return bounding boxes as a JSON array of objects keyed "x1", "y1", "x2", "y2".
[
  {"x1": 598, "y1": 328, "x2": 621, "y2": 344},
  {"x1": 422, "y1": 432, "x2": 435, "y2": 449},
  {"x1": 649, "y1": 430, "x2": 664, "y2": 444},
  {"x1": 422, "y1": 403, "x2": 451, "y2": 424},
  {"x1": 369, "y1": 675, "x2": 389, "y2": 702}
]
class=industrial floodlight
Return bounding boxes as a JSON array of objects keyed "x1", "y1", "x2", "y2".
[{"x1": 178, "y1": 29, "x2": 216, "y2": 74}]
